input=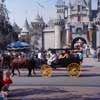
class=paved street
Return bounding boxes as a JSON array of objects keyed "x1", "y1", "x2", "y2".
[
  {"x1": 8, "y1": 57, "x2": 100, "y2": 87},
  {"x1": 7, "y1": 57, "x2": 100, "y2": 100},
  {"x1": 8, "y1": 86, "x2": 100, "y2": 100}
]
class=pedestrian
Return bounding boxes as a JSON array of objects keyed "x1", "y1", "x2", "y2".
[
  {"x1": 97, "y1": 49, "x2": 100, "y2": 62},
  {"x1": 4, "y1": 71, "x2": 12, "y2": 86},
  {"x1": 0, "y1": 71, "x2": 13, "y2": 97},
  {"x1": 37, "y1": 50, "x2": 42, "y2": 66},
  {"x1": 86, "y1": 45, "x2": 90, "y2": 58}
]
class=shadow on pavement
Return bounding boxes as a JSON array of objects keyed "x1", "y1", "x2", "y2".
[
  {"x1": 80, "y1": 73, "x2": 100, "y2": 77},
  {"x1": 7, "y1": 87, "x2": 100, "y2": 100},
  {"x1": 80, "y1": 69, "x2": 90, "y2": 72},
  {"x1": 82, "y1": 65, "x2": 94, "y2": 68},
  {"x1": 19, "y1": 74, "x2": 69, "y2": 78},
  {"x1": 84, "y1": 98, "x2": 100, "y2": 100}
]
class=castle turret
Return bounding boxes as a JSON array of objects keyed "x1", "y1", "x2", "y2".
[
  {"x1": 88, "y1": 22, "x2": 93, "y2": 47},
  {"x1": 98, "y1": 0, "x2": 100, "y2": 11},
  {"x1": 18, "y1": 19, "x2": 30, "y2": 43},
  {"x1": 31, "y1": 14, "x2": 45, "y2": 31},
  {"x1": 54, "y1": 15, "x2": 64, "y2": 48},
  {"x1": 31, "y1": 14, "x2": 45, "y2": 49},
  {"x1": 24, "y1": 18, "x2": 30, "y2": 32},
  {"x1": 95, "y1": 0, "x2": 100, "y2": 48},
  {"x1": 88, "y1": 0, "x2": 92, "y2": 21},
  {"x1": 65, "y1": 23, "x2": 71, "y2": 47},
  {"x1": 55, "y1": 0, "x2": 65, "y2": 19},
  {"x1": 13, "y1": 22, "x2": 21, "y2": 34}
]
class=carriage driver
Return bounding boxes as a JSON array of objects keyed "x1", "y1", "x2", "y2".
[{"x1": 47, "y1": 50, "x2": 57, "y2": 66}]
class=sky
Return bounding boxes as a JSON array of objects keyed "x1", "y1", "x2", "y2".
[{"x1": 5, "y1": 0, "x2": 98, "y2": 28}]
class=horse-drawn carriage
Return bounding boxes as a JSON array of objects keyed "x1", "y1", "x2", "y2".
[
  {"x1": 2, "y1": 47, "x2": 83, "y2": 77},
  {"x1": 41, "y1": 48, "x2": 83, "y2": 77}
]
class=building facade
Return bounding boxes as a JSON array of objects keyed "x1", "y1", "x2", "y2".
[{"x1": 21, "y1": 0, "x2": 100, "y2": 50}]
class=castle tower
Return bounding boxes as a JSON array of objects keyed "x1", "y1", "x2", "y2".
[
  {"x1": 18, "y1": 19, "x2": 30, "y2": 43},
  {"x1": 55, "y1": 0, "x2": 65, "y2": 19},
  {"x1": 88, "y1": 0, "x2": 92, "y2": 21},
  {"x1": 13, "y1": 22, "x2": 21, "y2": 34},
  {"x1": 24, "y1": 18, "x2": 30, "y2": 32},
  {"x1": 68, "y1": 0, "x2": 89, "y2": 23},
  {"x1": 31, "y1": 14, "x2": 45, "y2": 49},
  {"x1": 54, "y1": 15, "x2": 64, "y2": 48},
  {"x1": 98, "y1": 0, "x2": 100, "y2": 11},
  {"x1": 95, "y1": 0, "x2": 100, "y2": 48},
  {"x1": 65, "y1": 23, "x2": 71, "y2": 47},
  {"x1": 88, "y1": 22, "x2": 93, "y2": 46}
]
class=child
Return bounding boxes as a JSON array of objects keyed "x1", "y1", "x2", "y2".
[
  {"x1": 4, "y1": 71, "x2": 12, "y2": 84},
  {"x1": 1, "y1": 71, "x2": 12, "y2": 96},
  {"x1": 3, "y1": 71, "x2": 12, "y2": 90}
]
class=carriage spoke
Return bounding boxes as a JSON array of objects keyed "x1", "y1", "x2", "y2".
[
  {"x1": 41, "y1": 64, "x2": 53, "y2": 77},
  {"x1": 67, "y1": 63, "x2": 80, "y2": 77}
]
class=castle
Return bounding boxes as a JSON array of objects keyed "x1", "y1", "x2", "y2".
[{"x1": 20, "y1": 0, "x2": 100, "y2": 50}]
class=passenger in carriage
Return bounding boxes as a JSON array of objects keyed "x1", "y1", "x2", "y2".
[
  {"x1": 72, "y1": 48, "x2": 83, "y2": 64},
  {"x1": 67, "y1": 50, "x2": 74, "y2": 59},
  {"x1": 59, "y1": 50, "x2": 69, "y2": 60},
  {"x1": 76, "y1": 51, "x2": 83, "y2": 63},
  {"x1": 57, "y1": 50, "x2": 70, "y2": 66},
  {"x1": 59, "y1": 52, "x2": 65, "y2": 59}
]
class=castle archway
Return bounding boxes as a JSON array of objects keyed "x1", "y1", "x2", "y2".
[
  {"x1": 72, "y1": 37, "x2": 87, "y2": 49},
  {"x1": 76, "y1": 27, "x2": 83, "y2": 34}
]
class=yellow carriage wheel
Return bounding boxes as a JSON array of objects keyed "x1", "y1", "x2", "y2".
[
  {"x1": 41, "y1": 64, "x2": 53, "y2": 78},
  {"x1": 67, "y1": 63, "x2": 80, "y2": 77}
]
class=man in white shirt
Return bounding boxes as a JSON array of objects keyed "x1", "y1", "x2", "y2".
[
  {"x1": 47, "y1": 51, "x2": 57, "y2": 65},
  {"x1": 37, "y1": 51, "x2": 43, "y2": 68}
]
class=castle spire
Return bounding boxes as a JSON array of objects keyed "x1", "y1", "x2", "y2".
[
  {"x1": 0, "y1": 0, "x2": 5, "y2": 3},
  {"x1": 73, "y1": 0, "x2": 87, "y2": 7},
  {"x1": 24, "y1": 18, "x2": 30, "y2": 31},
  {"x1": 98, "y1": 0, "x2": 100, "y2": 11},
  {"x1": 55, "y1": 0, "x2": 65, "y2": 19}
]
